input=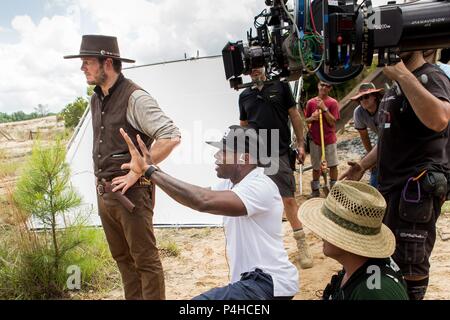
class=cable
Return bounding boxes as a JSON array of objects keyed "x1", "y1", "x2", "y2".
[
  {"x1": 223, "y1": 226, "x2": 231, "y2": 281},
  {"x1": 280, "y1": 0, "x2": 324, "y2": 74},
  {"x1": 254, "y1": 9, "x2": 268, "y2": 29},
  {"x1": 356, "y1": 0, "x2": 369, "y2": 13},
  {"x1": 309, "y1": 0, "x2": 319, "y2": 35}
]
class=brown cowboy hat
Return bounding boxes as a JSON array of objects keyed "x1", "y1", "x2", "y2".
[
  {"x1": 350, "y1": 82, "x2": 384, "y2": 101},
  {"x1": 64, "y1": 35, "x2": 135, "y2": 63}
]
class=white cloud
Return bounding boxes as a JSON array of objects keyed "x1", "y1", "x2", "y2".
[
  {"x1": 0, "y1": 0, "x2": 261, "y2": 113},
  {"x1": 0, "y1": 0, "x2": 411, "y2": 114},
  {"x1": 0, "y1": 13, "x2": 85, "y2": 113}
]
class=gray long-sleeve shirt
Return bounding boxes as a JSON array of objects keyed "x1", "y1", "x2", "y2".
[{"x1": 126, "y1": 90, "x2": 181, "y2": 140}]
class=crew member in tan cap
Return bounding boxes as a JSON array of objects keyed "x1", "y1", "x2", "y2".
[
  {"x1": 65, "y1": 35, "x2": 181, "y2": 300},
  {"x1": 299, "y1": 181, "x2": 408, "y2": 300},
  {"x1": 350, "y1": 83, "x2": 384, "y2": 187}
]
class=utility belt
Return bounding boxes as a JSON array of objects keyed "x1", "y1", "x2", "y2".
[
  {"x1": 396, "y1": 169, "x2": 447, "y2": 229},
  {"x1": 402, "y1": 170, "x2": 448, "y2": 202},
  {"x1": 96, "y1": 177, "x2": 154, "y2": 213}
]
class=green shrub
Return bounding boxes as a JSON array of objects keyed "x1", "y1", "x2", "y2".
[
  {"x1": 0, "y1": 139, "x2": 119, "y2": 299},
  {"x1": 60, "y1": 97, "x2": 88, "y2": 129}
]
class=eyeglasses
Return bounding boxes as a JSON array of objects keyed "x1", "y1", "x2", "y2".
[{"x1": 319, "y1": 83, "x2": 332, "y2": 88}]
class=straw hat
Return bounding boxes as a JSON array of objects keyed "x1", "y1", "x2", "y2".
[
  {"x1": 298, "y1": 181, "x2": 395, "y2": 258},
  {"x1": 350, "y1": 82, "x2": 384, "y2": 101}
]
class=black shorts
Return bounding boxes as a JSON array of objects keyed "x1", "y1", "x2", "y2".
[
  {"x1": 265, "y1": 153, "x2": 296, "y2": 198},
  {"x1": 383, "y1": 188, "x2": 442, "y2": 277}
]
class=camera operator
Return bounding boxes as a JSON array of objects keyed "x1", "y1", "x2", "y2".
[
  {"x1": 238, "y1": 66, "x2": 313, "y2": 269},
  {"x1": 340, "y1": 50, "x2": 450, "y2": 300}
]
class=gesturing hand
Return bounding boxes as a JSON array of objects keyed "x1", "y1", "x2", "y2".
[
  {"x1": 339, "y1": 161, "x2": 366, "y2": 182},
  {"x1": 119, "y1": 128, "x2": 150, "y2": 176}
]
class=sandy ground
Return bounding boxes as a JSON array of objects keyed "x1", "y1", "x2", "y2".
[
  {"x1": 104, "y1": 215, "x2": 450, "y2": 300},
  {"x1": 0, "y1": 116, "x2": 64, "y2": 199},
  {"x1": 103, "y1": 130, "x2": 450, "y2": 300},
  {"x1": 1, "y1": 118, "x2": 450, "y2": 300}
]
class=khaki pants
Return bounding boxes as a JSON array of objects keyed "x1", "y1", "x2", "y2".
[
  {"x1": 97, "y1": 185, "x2": 165, "y2": 300},
  {"x1": 310, "y1": 142, "x2": 339, "y2": 171}
]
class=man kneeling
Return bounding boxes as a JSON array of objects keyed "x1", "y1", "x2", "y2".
[
  {"x1": 114, "y1": 125, "x2": 298, "y2": 300},
  {"x1": 299, "y1": 181, "x2": 408, "y2": 300}
]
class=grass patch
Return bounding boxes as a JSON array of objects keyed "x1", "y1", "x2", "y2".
[
  {"x1": 0, "y1": 162, "x2": 22, "y2": 179},
  {"x1": 0, "y1": 148, "x2": 8, "y2": 160},
  {"x1": 190, "y1": 227, "x2": 213, "y2": 239},
  {"x1": 158, "y1": 239, "x2": 180, "y2": 258},
  {"x1": 0, "y1": 226, "x2": 120, "y2": 299}
]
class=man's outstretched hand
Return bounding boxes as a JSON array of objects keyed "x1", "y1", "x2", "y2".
[
  {"x1": 112, "y1": 128, "x2": 151, "y2": 194},
  {"x1": 339, "y1": 161, "x2": 366, "y2": 182}
]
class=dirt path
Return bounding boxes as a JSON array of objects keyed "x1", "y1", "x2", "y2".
[
  {"x1": 101, "y1": 211, "x2": 450, "y2": 300},
  {"x1": 2, "y1": 119, "x2": 449, "y2": 300}
]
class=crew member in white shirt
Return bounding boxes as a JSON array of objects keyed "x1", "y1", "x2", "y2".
[{"x1": 115, "y1": 125, "x2": 299, "y2": 300}]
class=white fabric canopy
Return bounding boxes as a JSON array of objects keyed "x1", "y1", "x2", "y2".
[{"x1": 66, "y1": 56, "x2": 242, "y2": 227}]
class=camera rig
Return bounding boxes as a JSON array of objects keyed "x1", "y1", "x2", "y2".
[{"x1": 222, "y1": 0, "x2": 450, "y2": 89}]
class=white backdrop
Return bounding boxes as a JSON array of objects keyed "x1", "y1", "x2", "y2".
[{"x1": 66, "y1": 56, "x2": 242, "y2": 227}]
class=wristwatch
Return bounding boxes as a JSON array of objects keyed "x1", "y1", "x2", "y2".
[
  {"x1": 323, "y1": 107, "x2": 329, "y2": 113},
  {"x1": 144, "y1": 165, "x2": 160, "y2": 179}
]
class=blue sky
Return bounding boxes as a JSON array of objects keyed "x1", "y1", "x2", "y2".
[
  {"x1": 0, "y1": 0, "x2": 391, "y2": 114},
  {"x1": 1, "y1": 0, "x2": 50, "y2": 42},
  {"x1": 0, "y1": 1, "x2": 45, "y2": 23}
]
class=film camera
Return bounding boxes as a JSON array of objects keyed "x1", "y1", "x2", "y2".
[{"x1": 222, "y1": 0, "x2": 450, "y2": 89}]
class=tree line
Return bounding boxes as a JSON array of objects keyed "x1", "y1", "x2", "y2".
[{"x1": 0, "y1": 105, "x2": 55, "y2": 124}]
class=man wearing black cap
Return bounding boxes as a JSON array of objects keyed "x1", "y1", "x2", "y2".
[
  {"x1": 65, "y1": 35, "x2": 181, "y2": 300},
  {"x1": 239, "y1": 66, "x2": 313, "y2": 270},
  {"x1": 115, "y1": 126, "x2": 299, "y2": 300}
]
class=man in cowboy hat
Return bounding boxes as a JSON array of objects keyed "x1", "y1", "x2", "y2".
[
  {"x1": 116, "y1": 125, "x2": 299, "y2": 300},
  {"x1": 299, "y1": 181, "x2": 408, "y2": 300},
  {"x1": 340, "y1": 50, "x2": 450, "y2": 300},
  {"x1": 350, "y1": 83, "x2": 384, "y2": 187},
  {"x1": 305, "y1": 80, "x2": 340, "y2": 197},
  {"x1": 64, "y1": 35, "x2": 181, "y2": 300}
]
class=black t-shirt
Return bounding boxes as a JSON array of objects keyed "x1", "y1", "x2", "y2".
[
  {"x1": 378, "y1": 63, "x2": 450, "y2": 193},
  {"x1": 239, "y1": 81, "x2": 296, "y2": 156}
]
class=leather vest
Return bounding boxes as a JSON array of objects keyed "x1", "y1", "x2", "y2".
[{"x1": 91, "y1": 75, "x2": 153, "y2": 180}]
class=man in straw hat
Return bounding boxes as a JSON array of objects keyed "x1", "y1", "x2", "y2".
[
  {"x1": 64, "y1": 35, "x2": 181, "y2": 300},
  {"x1": 116, "y1": 125, "x2": 299, "y2": 300},
  {"x1": 299, "y1": 181, "x2": 408, "y2": 300},
  {"x1": 350, "y1": 83, "x2": 384, "y2": 187},
  {"x1": 340, "y1": 50, "x2": 450, "y2": 300}
]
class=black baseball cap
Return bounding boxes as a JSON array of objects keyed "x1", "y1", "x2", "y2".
[{"x1": 206, "y1": 125, "x2": 270, "y2": 167}]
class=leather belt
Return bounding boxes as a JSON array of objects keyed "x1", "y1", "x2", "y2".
[
  {"x1": 96, "y1": 177, "x2": 155, "y2": 212},
  {"x1": 96, "y1": 181, "x2": 135, "y2": 213}
]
